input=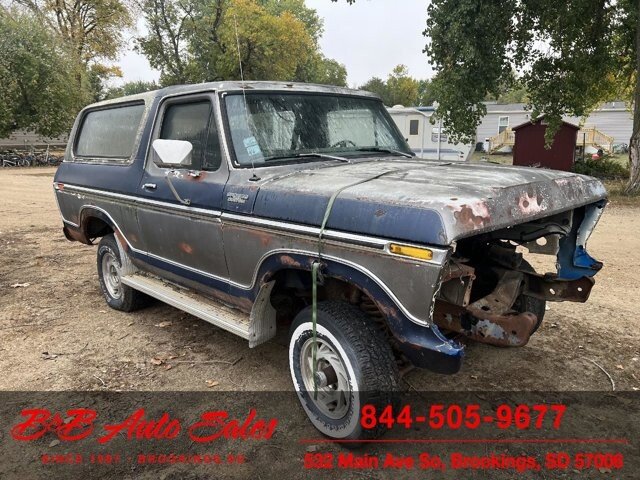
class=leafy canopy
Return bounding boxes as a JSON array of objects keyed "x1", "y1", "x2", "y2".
[
  {"x1": 137, "y1": 0, "x2": 347, "y2": 86},
  {"x1": 0, "y1": 8, "x2": 80, "y2": 137},
  {"x1": 360, "y1": 65, "x2": 434, "y2": 107},
  {"x1": 424, "y1": 0, "x2": 633, "y2": 145}
]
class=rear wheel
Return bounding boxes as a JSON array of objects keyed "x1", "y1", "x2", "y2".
[
  {"x1": 289, "y1": 300, "x2": 399, "y2": 440},
  {"x1": 97, "y1": 234, "x2": 148, "y2": 312}
]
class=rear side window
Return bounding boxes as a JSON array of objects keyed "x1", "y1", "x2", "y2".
[
  {"x1": 159, "y1": 100, "x2": 222, "y2": 170},
  {"x1": 75, "y1": 103, "x2": 145, "y2": 159}
]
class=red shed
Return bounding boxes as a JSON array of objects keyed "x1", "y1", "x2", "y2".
[{"x1": 512, "y1": 117, "x2": 579, "y2": 171}]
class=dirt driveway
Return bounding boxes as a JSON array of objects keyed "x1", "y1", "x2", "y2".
[{"x1": 1, "y1": 167, "x2": 638, "y2": 392}]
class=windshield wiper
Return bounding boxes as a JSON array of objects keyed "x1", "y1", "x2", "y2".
[
  {"x1": 355, "y1": 147, "x2": 414, "y2": 158},
  {"x1": 263, "y1": 152, "x2": 350, "y2": 163}
]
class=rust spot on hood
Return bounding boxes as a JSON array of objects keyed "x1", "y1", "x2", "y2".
[{"x1": 453, "y1": 202, "x2": 490, "y2": 228}]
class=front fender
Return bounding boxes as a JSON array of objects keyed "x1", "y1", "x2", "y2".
[{"x1": 243, "y1": 251, "x2": 464, "y2": 374}]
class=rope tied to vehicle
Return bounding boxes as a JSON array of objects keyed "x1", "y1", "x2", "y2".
[{"x1": 311, "y1": 168, "x2": 398, "y2": 399}]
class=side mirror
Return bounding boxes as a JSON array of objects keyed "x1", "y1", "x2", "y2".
[{"x1": 152, "y1": 139, "x2": 193, "y2": 167}]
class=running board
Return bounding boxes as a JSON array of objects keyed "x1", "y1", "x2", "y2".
[{"x1": 121, "y1": 273, "x2": 250, "y2": 339}]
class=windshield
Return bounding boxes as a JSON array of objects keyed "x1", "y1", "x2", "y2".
[{"x1": 223, "y1": 92, "x2": 412, "y2": 166}]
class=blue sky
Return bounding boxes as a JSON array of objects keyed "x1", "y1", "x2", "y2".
[{"x1": 116, "y1": 0, "x2": 434, "y2": 87}]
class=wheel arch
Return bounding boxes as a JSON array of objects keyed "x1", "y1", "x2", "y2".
[
  {"x1": 247, "y1": 251, "x2": 464, "y2": 374},
  {"x1": 75, "y1": 206, "x2": 117, "y2": 245}
]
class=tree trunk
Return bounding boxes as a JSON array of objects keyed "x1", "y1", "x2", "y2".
[{"x1": 624, "y1": 1, "x2": 640, "y2": 194}]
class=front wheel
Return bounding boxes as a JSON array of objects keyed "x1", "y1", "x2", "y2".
[{"x1": 289, "y1": 300, "x2": 399, "y2": 440}]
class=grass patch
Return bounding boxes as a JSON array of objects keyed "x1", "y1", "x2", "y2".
[{"x1": 602, "y1": 179, "x2": 640, "y2": 207}]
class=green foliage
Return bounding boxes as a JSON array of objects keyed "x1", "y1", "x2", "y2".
[
  {"x1": 296, "y1": 54, "x2": 348, "y2": 86},
  {"x1": 0, "y1": 8, "x2": 80, "y2": 137},
  {"x1": 104, "y1": 81, "x2": 160, "y2": 100},
  {"x1": 385, "y1": 65, "x2": 419, "y2": 106},
  {"x1": 573, "y1": 157, "x2": 630, "y2": 180},
  {"x1": 416, "y1": 79, "x2": 436, "y2": 106},
  {"x1": 360, "y1": 77, "x2": 387, "y2": 100},
  {"x1": 137, "y1": 0, "x2": 346, "y2": 86},
  {"x1": 424, "y1": 0, "x2": 633, "y2": 145},
  {"x1": 360, "y1": 65, "x2": 423, "y2": 106}
]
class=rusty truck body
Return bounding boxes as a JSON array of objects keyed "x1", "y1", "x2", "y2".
[{"x1": 53, "y1": 81, "x2": 606, "y2": 439}]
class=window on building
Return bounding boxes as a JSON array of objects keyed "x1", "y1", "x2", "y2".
[
  {"x1": 159, "y1": 100, "x2": 222, "y2": 171},
  {"x1": 409, "y1": 119, "x2": 419, "y2": 135},
  {"x1": 498, "y1": 116, "x2": 509, "y2": 133},
  {"x1": 75, "y1": 103, "x2": 145, "y2": 160}
]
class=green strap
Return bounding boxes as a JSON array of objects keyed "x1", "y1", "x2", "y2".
[{"x1": 311, "y1": 169, "x2": 398, "y2": 398}]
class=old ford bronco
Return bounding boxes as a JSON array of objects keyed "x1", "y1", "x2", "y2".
[{"x1": 53, "y1": 81, "x2": 606, "y2": 439}]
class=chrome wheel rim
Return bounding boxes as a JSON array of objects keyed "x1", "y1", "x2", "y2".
[
  {"x1": 101, "y1": 251, "x2": 122, "y2": 299},
  {"x1": 300, "y1": 336, "x2": 351, "y2": 419}
]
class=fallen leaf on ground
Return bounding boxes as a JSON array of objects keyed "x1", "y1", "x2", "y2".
[
  {"x1": 206, "y1": 380, "x2": 219, "y2": 388},
  {"x1": 49, "y1": 439, "x2": 60, "y2": 447},
  {"x1": 150, "y1": 358, "x2": 164, "y2": 366},
  {"x1": 615, "y1": 365, "x2": 624, "y2": 370}
]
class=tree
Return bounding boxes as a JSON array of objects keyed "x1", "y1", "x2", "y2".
[
  {"x1": 425, "y1": 0, "x2": 640, "y2": 193},
  {"x1": 104, "y1": 80, "x2": 160, "y2": 100},
  {"x1": 360, "y1": 76, "x2": 387, "y2": 101},
  {"x1": 0, "y1": 8, "x2": 79, "y2": 136},
  {"x1": 135, "y1": 0, "x2": 200, "y2": 85},
  {"x1": 195, "y1": 0, "x2": 313, "y2": 81},
  {"x1": 385, "y1": 65, "x2": 419, "y2": 106},
  {"x1": 360, "y1": 65, "x2": 422, "y2": 106},
  {"x1": 12, "y1": 0, "x2": 133, "y2": 95},
  {"x1": 416, "y1": 79, "x2": 436, "y2": 107},
  {"x1": 296, "y1": 53, "x2": 347, "y2": 86},
  {"x1": 137, "y1": 0, "x2": 345, "y2": 86}
]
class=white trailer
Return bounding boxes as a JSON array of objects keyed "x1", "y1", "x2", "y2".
[{"x1": 387, "y1": 105, "x2": 472, "y2": 161}]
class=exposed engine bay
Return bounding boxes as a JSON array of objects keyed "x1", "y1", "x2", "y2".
[{"x1": 434, "y1": 201, "x2": 606, "y2": 347}]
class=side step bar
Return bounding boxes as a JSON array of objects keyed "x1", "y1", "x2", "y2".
[{"x1": 121, "y1": 273, "x2": 251, "y2": 339}]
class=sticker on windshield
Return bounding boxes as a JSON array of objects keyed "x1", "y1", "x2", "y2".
[{"x1": 243, "y1": 136, "x2": 262, "y2": 157}]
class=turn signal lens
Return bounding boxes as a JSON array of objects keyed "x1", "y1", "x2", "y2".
[{"x1": 389, "y1": 243, "x2": 433, "y2": 261}]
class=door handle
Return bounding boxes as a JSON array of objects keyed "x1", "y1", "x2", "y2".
[{"x1": 143, "y1": 183, "x2": 157, "y2": 190}]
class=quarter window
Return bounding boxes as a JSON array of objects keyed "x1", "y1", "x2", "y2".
[
  {"x1": 159, "y1": 101, "x2": 222, "y2": 170},
  {"x1": 75, "y1": 103, "x2": 144, "y2": 159}
]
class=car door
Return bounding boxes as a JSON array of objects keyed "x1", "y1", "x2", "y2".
[{"x1": 135, "y1": 92, "x2": 230, "y2": 292}]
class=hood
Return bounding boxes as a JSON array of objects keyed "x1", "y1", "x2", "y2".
[{"x1": 251, "y1": 159, "x2": 607, "y2": 246}]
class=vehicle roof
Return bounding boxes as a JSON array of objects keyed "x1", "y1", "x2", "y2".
[{"x1": 87, "y1": 81, "x2": 380, "y2": 110}]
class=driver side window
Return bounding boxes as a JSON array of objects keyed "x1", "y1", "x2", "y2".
[{"x1": 160, "y1": 100, "x2": 222, "y2": 170}]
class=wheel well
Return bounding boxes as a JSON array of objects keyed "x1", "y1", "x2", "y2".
[
  {"x1": 83, "y1": 215, "x2": 114, "y2": 240},
  {"x1": 268, "y1": 268, "x2": 405, "y2": 368}
]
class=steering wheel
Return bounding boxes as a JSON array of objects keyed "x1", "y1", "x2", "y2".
[{"x1": 330, "y1": 139, "x2": 357, "y2": 148}]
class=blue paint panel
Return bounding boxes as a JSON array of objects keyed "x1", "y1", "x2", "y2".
[
  {"x1": 253, "y1": 190, "x2": 329, "y2": 226},
  {"x1": 253, "y1": 190, "x2": 448, "y2": 245},
  {"x1": 556, "y1": 205, "x2": 604, "y2": 280},
  {"x1": 327, "y1": 198, "x2": 448, "y2": 245},
  {"x1": 54, "y1": 160, "x2": 144, "y2": 194}
]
